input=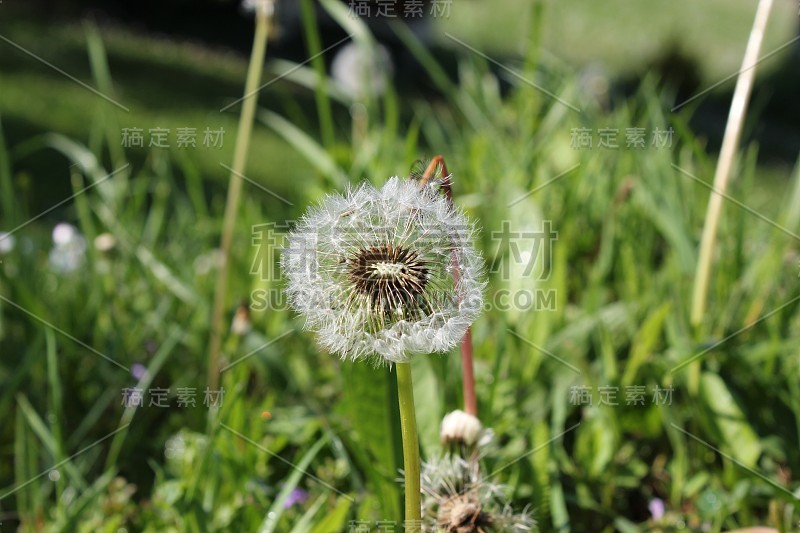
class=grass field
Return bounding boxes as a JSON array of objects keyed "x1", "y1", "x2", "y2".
[{"x1": 1, "y1": 1, "x2": 800, "y2": 531}]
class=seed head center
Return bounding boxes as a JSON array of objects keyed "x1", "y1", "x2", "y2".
[
  {"x1": 348, "y1": 244, "x2": 429, "y2": 312},
  {"x1": 368, "y1": 261, "x2": 407, "y2": 278}
]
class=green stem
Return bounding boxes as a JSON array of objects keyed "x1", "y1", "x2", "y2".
[
  {"x1": 207, "y1": 5, "x2": 271, "y2": 392},
  {"x1": 396, "y1": 362, "x2": 421, "y2": 529},
  {"x1": 299, "y1": 0, "x2": 335, "y2": 150}
]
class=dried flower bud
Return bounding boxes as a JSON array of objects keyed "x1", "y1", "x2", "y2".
[
  {"x1": 231, "y1": 305, "x2": 252, "y2": 336},
  {"x1": 94, "y1": 233, "x2": 116, "y2": 253},
  {"x1": 441, "y1": 410, "x2": 483, "y2": 447}
]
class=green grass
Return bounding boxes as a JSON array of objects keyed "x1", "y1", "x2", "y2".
[{"x1": 2, "y1": 3, "x2": 800, "y2": 532}]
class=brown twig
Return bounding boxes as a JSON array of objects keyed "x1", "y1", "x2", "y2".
[{"x1": 419, "y1": 156, "x2": 478, "y2": 417}]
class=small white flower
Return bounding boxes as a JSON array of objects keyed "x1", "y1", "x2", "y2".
[
  {"x1": 240, "y1": 0, "x2": 274, "y2": 16},
  {"x1": 441, "y1": 410, "x2": 483, "y2": 446},
  {"x1": 0, "y1": 232, "x2": 15, "y2": 254},
  {"x1": 282, "y1": 177, "x2": 484, "y2": 364},
  {"x1": 49, "y1": 223, "x2": 86, "y2": 273},
  {"x1": 52, "y1": 223, "x2": 79, "y2": 246}
]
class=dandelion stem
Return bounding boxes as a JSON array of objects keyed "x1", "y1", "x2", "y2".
[
  {"x1": 207, "y1": 4, "x2": 271, "y2": 392},
  {"x1": 460, "y1": 329, "x2": 478, "y2": 416},
  {"x1": 419, "y1": 156, "x2": 478, "y2": 416},
  {"x1": 396, "y1": 361, "x2": 422, "y2": 528}
]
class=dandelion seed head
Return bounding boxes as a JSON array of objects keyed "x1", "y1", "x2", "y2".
[
  {"x1": 419, "y1": 455, "x2": 536, "y2": 533},
  {"x1": 282, "y1": 177, "x2": 484, "y2": 364}
]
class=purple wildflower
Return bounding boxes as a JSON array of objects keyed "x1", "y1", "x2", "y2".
[
  {"x1": 284, "y1": 488, "x2": 308, "y2": 508},
  {"x1": 649, "y1": 498, "x2": 665, "y2": 520}
]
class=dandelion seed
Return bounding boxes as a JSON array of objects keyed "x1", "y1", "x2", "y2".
[{"x1": 282, "y1": 177, "x2": 484, "y2": 364}]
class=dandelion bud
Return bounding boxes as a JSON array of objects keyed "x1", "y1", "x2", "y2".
[
  {"x1": 440, "y1": 409, "x2": 483, "y2": 446},
  {"x1": 230, "y1": 304, "x2": 252, "y2": 336},
  {"x1": 94, "y1": 233, "x2": 116, "y2": 253}
]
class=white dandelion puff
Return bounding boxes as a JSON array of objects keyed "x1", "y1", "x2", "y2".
[
  {"x1": 282, "y1": 176, "x2": 484, "y2": 364},
  {"x1": 0, "y1": 232, "x2": 15, "y2": 254}
]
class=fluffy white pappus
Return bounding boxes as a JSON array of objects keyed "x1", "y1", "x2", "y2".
[
  {"x1": 418, "y1": 454, "x2": 536, "y2": 532},
  {"x1": 282, "y1": 176, "x2": 485, "y2": 364}
]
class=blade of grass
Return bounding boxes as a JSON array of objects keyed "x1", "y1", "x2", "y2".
[
  {"x1": 691, "y1": 0, "x2": 774, "y2": 326},
  {"x1": 288, "y1": 494, "x2": 327, "y2": 533},
  {"x1": 84, "y1": 20, "x2": 127, "y2": 169},
  {"x1": 207, "y1": 2, "x2": 272, "y2": 392},
  {"x1": 104, "y1": 326, "x2": 182, "y2": 469},
  {"x1": 16, "y1": 394, "x2": 88, "y2": 492},
  {"x1": 44, "y1": 329, "x2": 65, "y2": 506},
  {"x1": 0, "y1": 116, "x2": 15, "y2": 222},
  {"x1": 258, "y1": 109, "x2": 347, "y2": 186},
  {"x1": 299, "y1": 0, "x2": 336, "y2": 150},
  {"x1": 260, "y1": 435, "x2": 328, "y2": 531}
]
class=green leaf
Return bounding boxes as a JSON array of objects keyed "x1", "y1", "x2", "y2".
[
  {"x1": 309, "y1": 496, "x2": 353, "y2": 533},
  {"x1": 621, "y1": 302, "x2": 671, "y2": 387},
  {"x1": 288, "y1": 494, "x2": 328, "y2": 533},
  {"x1": 340, "y1": 363, "x2": 402, "y2": 520},
  {"x1": 411, "y1": 356, "x2": 442, "y2": 458},
  {"x1": 261, "y1": 435, "x2": 328, "y2": 531},
  {"x1": 699, "y1": 372, "x2": 762, "y2": 468},
  {"x1": 258, "y1": 109, "x2": 347, "y2": 187}
]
